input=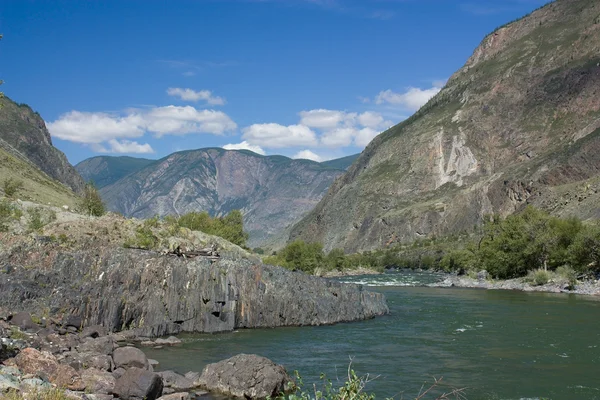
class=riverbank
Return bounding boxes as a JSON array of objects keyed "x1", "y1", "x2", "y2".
[{"x1": 429, "y1": 273, "x2": 600, "y2": 296}]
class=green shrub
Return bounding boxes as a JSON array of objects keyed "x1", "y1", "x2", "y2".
[
  {"x1": 27, "y1": 208, "x2": 46, "y2": 232},
  {"x1": 80, "y1": 182, "x2": 105, "y2": 216},
  {"x1": 177, "y1": 210, "x2": 249, "y2": 247},
  {"x1": 124, "y1": 225, "x2": 158, "y2": 249},
  {"x1": 3, "y1": 177, "x2": 23, "y2": 197},
  {"x1": 555, "y1": 265, "x2": 578, "y2": 288},
  {"x1": 526, "y1": 269, "x2": 550, "y2": 286}
]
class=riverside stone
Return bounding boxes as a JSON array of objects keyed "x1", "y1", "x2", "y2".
[
  {"x1": 197, "y1": 354, "x2": 291, "y2": 399},
  {"x1": 113, "y1": 367, "x2": 163, "y2": 400},
  {"x1": 80, "y1": 368, "x2": 116, "y2": 394},
  {"x1": 158, "y1": 370, "x2": 195, "y2": 392},
  {"x1": 113, "y1": 346, "x2": 149, "y2": 370},
  {"x1": 9, "y1": 312, "x2": 37, "y2": 332}
]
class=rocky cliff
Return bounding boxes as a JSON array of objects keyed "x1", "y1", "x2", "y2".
[
  {"x1": 0, "y1": 96, "x2": 85, "y2": 193},
  {"x1": 290, "y1": 0, "x2": 600, "y2": 252},
  {"x1": 84, "y1": 149, "x2": 350, "y2": 247},
  {"x1": 0, "y1": 207, "x2": 389, "y2": 337}
]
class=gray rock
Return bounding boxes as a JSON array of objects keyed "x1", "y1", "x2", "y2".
[
  {"x1": 197, "y1": 354, "x2": 292, "y2": 399},
  {"x1": 0, "y1": 373, "x2": 20, "y2": 392},
  {"x1": 112, "y1": 367, "x2": 126, "y2": 379},
  {"x1": 183, "y1": 371, "x2": 199, "y2": 385},
  {"x1": 113, "y1": 346, "x2": 149, "y2": 370},
  {"x1": 9, "y1": 312, "x2": 37, "y2": 331},
  {"x1": 80, "y1": 325, "x2": 108, "y2": 339},
  {"x1": 158, "y1": 370, "x2": 195, "y2": 391},
  {"x1": 0, "y1": 366, "x2": 21, "y2": 376},
  {"x1": 113, "y1": 367, "x2": 163, "y2": 400},
  {"x1": 20, "y1": 377, "x2": 52, "y2": 390},
  {"x1": 0, "y1": 246, "x2": 388, "y2": 337},
  {"x1": 83, "y1": 395, "x2": 115, "y2": 400},
  {"x1": 81, "y1": 368, "x2": 116, "y2": 394},
  {"x1": 154, "y1": 336, "x2": 181, "y2": 346},
  {"x1": 148, "y1": 359, "x2": 159, "y2": 367},
  {"x1": 477, "y1": 270, "x2": 489, "y2": 280},
  {"x1": 157, "y1": 393, "x2": 191, "y2": 400},
  {"x1": 77, "y1": 336, "x2": 115, "y2": 355}
]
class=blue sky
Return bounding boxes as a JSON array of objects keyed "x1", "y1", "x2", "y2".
[{"x1": 0, "y1": 0, "x2": 548, "y2": 164}]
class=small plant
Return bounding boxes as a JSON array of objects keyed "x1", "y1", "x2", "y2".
[
  {"x1": 124, "y1": 225, "x2": 158, "y2": 249},
  {"x1": 3, "y1": 177, "x2": 23, "y2": 198},
  {"x1": 9, "y1": 326, "x2": 28, "y2": 340},
  {"x1": 526, "y1": 268, "x2": 550, "y2": 286},
  {"x1": 555, "y1": 265, "x2": 578, "y2": 289},
  {"x1": 80, "y1": 182, "x2": 105, "y2": 217}
]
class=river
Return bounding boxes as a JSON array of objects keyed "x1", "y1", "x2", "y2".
[{"x1": 143, "y1": 271, "x2": 600, "y2": 400}]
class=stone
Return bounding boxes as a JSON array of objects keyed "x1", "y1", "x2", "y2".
[
  {"x1": 113, "y1": 346, "x2": 149, "y2": 370},
  {"x1": 65, "y1": 315, "x2": 83, "y2": 330},
  {"x1": 9, "y1": 312, "x2": 37, "y2": 331},
  {"x1": 83, "y1": 395, "x2": 114, "y2": 400},
  {"x1": 113, "y1": 367, "x2": 163, "y2": 400},
  {"x1": 77, "y1": 336, "x2": 115, "y2": 355},
  {"x1": 0, "y1": 373, "x2": 20, "y2": 392},
  {"x1": 197, "y1": 354, "x2": 292, "y2": 399},
  {"x1": 12, "y1": 347, "x2": 84, "y2": 390},
  {"x1": 80, "y1": 325, "x2": 108, "y2": 339},
  {"x1": 154, "y1": 336, "x2": 182, "y2": 346},
  {"x1": 157, "y1": 393, "x2": 191, "y2": 400},
  {"x1": 20, "y1": 377, "x2": 52, "y2": 390},
  {"x1": 148, "y1": 359, "x2": 159, "y2": 367},
  {"x1": 477, "y1": 270, "x2": 489, "y2": 280},
  {"x1": 183, "y1": 371, "x2": 199, "y2": 385},
  {"x1": 112, "y1": 367, "x2": 126, "y2": 380},
  {"x1": 158, "y1": 370, "x2": 195, "y2": 391},
  {"x1": 81, "y1": 367, "x2": 116, "y2": 394}
]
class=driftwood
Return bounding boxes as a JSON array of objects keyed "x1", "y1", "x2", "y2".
[
  {"x1": 128, "y1": 244, "x2": 220, "y2": 260},
  {"x1": 162, "y1": 244, "x2": 220, "y2": 259}
]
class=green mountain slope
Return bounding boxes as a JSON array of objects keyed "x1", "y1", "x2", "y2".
[
  {"x1": 321, "y1": 154, "x2": 360, "y2": 170},
  {"x1": 290, "y1": 0, "x2": 600, "y2": 252},
  {"x1": 97, "y1": 148, "x2": 348, "y2": 246},
  {"x1": 75, "y1": 156, "x2": 155, "y2": 188}
]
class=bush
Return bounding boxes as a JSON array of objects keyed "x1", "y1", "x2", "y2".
[
  {"x1": 177, "y1": 210, "x2": 249, "y2": 247},
  {"x1": 3, "y1": 177, "x2": 23, "y2": 198},
  {"x1": 27, "y1": 207, "x2": 56, "y2": 232},
  {"x1": 526, "y1": 269, "x2": 550, "y2": 286},
  {"x1": 80, "y1": 182, "x2": 105, "y2": 216}
]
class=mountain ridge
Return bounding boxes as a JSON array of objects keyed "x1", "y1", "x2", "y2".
[{"x1": 289, "y1": 0, "x2": 600, "y2": 252}]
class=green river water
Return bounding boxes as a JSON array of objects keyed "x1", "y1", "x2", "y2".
[{"x1": 143, "y1": 271, "x2": 600, "y2": 400}]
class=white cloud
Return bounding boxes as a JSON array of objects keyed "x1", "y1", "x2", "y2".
[
  {"x1": 375, "y1": 85, "x2": 442, "y2": 111},
  {"x1": 357, "y1": 111, "x2": 385, "y2": 129},
  {"x1": 293, "y1": 150, "x2": 322, "y2": 162},
  {"x1": 106, "y1": 139, "x2": 155, "y2": 154},
  {"x1": 355, "y1": 127, "x2": 380, "y2": 147},
  {"x1": 242, "y1": 123, "x2": 318, "y2": 148},
  {"x1": 299, "y1": 109, "x2": 355, "y2": 130},
  {"x1": 47, "y1": 106, "x2": 237, "y2": 145},
  {"x1": 321, "y1": 127, "x2": 356, "y2": 147},
  {"x1": 47, "y1": 111, "x2": 144, "y2": 144},
  {"x1": 167, "y1": 88, "x2": 225, "y2": 105},
  {"x1": 223, "y1": 141, "x2": 266, "y2": 155}
]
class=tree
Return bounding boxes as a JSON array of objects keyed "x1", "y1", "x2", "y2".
[{"x1": 80, "y1": 182, "x2": 105, "y2": 216}]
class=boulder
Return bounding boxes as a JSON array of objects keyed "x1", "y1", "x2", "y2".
[
  {"x1": 0, "y1": 373, "x2": 20, "y2": 392},
  {"x1": 113, "y1": 367, "x2": 163, "y2": 400},
  {"x1": 80, "y1": 325, "x2": 108, "y2": 339},
  {"x1": 113, "y1": 346, "x2": 149, "y2": 370},
  {"x1": 9, "y1": 312, "x2": 37, "y2": 331},
  {"x1": 477, "y1": 270, "x2": 489, "y2": 280},
  {"x1": 158, "y1": 370, "x2": 195, "y2": 391},
  {"x1": 112, "y1": 367, "x2": 126, "y2": 379},
  {"x1": 11, "y1": 347, "x2": 84, "y2": 390},
  {"x1": 197, "y1": 354, "x2": 292, "y2": 399},
  {"x1": 81, "y1": 367, "x2": 116, "y2": 394},
  {"x1": 77, "y1": 336, "x2": 115, "y2": 355}
]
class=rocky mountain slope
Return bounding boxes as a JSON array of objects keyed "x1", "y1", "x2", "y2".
[
  {"x1": 0, "y1": 203, "x2": 389, "y2": 337},
  {"x1": 0, "y1": 96, "x2": 85, "y2": 194},
  {"x1": 83, "y1": 149, "x2": 352, "y2": 247},
  {"x1": 291, "y1": 0, "x2": 600, "y2": 252}
]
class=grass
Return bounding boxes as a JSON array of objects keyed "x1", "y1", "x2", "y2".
[
  {"x1": 2, "y1": 388, "x2": 69, "y2": 400},
  {"x1": 0, "y1": 147, "x2": 79, "y2": 209}
]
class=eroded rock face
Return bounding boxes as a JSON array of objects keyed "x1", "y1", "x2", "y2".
[
  {"x1": 0, "y1": 242, "x2": 388, "y2": 337},
  {"x1": 197, "y1": 354, "x2": 292, "y2": 399}
]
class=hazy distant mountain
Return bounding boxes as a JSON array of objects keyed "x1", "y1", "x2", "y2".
[{"x1": 80, "y1": 149, "x2": 356, "y2": 247}]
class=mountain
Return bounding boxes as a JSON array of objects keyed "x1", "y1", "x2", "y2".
[
  {"x1": 321, "y1": 153, "x2": 360, "y2": 170},
  {"x1": 75, "y1": 156, "x2": 155, "y2": 188},
  {"x1": 94, "y1": 148, "x2": 349, "y2": 246},
  {"x1": 0, "y1": 96, "x2": 84, "y2": 194},
  {"x1": 290, "y1": 0, "x2": 600, "y2": 252}
]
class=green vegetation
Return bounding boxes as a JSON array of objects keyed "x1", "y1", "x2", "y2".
[
  {"x1": 176, "y1": 209, "x2": 249, "y2": 247},
  {"x1": 440, "y1": 207, "x2": 600, "y2": 280},
  {"x1": 80, "y1": 182, "x2": 105, "y2": 216},
  {"x1": 123, "y1": 218, "x2": 159, "y2": 249},
  {"x1": 27, "y1": 207, "x2": 57, "y2": 232},
  {"x1": 263, "y1": 240, "x2": 404, "y2": 275},
  {"x1": 3, "y1": 177, "x2": 23, "y2": 197},
  {"x1": 276, "y1": 367, "x2": 465, "y2": 400},
  {"x1": 3, "y1": 388, "x2": 70, "y2": 400}
]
